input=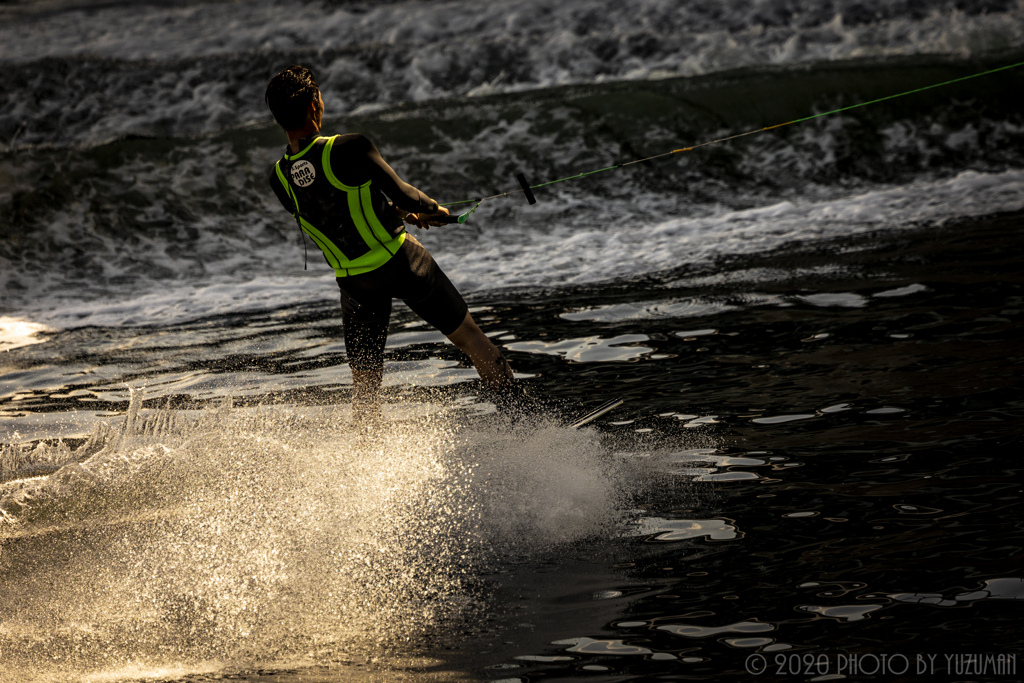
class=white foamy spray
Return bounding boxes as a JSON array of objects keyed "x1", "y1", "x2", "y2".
[{"x1": 0, "y1": 390, "x2": 625, "y2": 681}]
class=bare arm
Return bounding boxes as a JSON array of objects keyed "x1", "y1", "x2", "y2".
[
  {"x1": 363, "y1": 140, "x2": 439, "y2": 213},
  {"x1": 330, "y1": 134, "x2": 450, "y2": 227}
]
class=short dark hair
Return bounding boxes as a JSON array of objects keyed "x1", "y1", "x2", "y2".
[{"x1": 265, "y1": 65, "x2": 319, "y2": 131}]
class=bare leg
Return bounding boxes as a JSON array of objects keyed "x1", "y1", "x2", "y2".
[
  {"x1": 351, "y1": 366, "x2": 383, "y2": 405},
  {"x1": 445, "y1": 312, "x2": 513, "y2": 391},
  {"x1": 344, "y1": 316, "x2": 388, "y2": 424}
]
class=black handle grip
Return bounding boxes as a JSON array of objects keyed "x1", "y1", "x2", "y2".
[
  {"x1": 517, "y1": 173, "x2": 537, "y2": 204},
  {"x1": 409, "y1": 211, "x2": 461, "y2": 224}
]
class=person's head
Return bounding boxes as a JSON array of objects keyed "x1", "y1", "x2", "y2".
[{"x1": 265, "y1": 65, "x2": 321, "y2": 131}]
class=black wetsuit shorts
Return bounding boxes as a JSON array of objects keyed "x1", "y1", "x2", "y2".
[{"x1": 337, "y1": 237, "x2": 468, "y2": 373}]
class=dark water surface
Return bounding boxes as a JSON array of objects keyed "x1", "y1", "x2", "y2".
[
  {"x1": 3, "y1": 210, "x2": 1021, "y2": 682},
  {"x1": 416, "y1": 210, "x2": 1024, "y2": 681},
  {"x1": 462, "y1": 214, "x2": 1024, "y2": 679}
]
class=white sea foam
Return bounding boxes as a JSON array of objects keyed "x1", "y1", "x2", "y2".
[
  {"x1": 22, "y1": 273, "x2": 339, "y2": 329},
  {"x1": 4, "y1": 0, "x2": 1020, "y2": 69},
  {"x1": 2, "y1": 0, "x2": 1021, "y2": 331},
  {"x1": 1, "y1": 0, "x2": 1021, "y2": 147},
  {"x1": 437, "y1": 168, "x2": 1024, "y2": 294},
  {"x1": 7, "y1": 168, "x2": 1021, "y2": 331}
]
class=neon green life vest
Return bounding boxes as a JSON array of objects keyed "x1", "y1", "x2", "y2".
[{"x1": 274, "y1": 135, "x2": 406, "y2": 277}]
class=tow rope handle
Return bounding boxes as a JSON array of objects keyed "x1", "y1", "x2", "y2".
[
  {"x1": 516, "y1": 173, "x2": 537, "y2": 204},
  {"x1": 439, "y1": 212, "x2": 469, "y2": 224},
  {"x1": 437, "y1": 194, "x2": 487, "y2": 224},
  {"x1": 438, "y1": 171, "x2": 537, "y2": 223}
]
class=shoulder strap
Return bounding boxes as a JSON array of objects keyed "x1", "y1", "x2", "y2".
[{"x1": 276, "y1": 157, "x2": 308, "y2": 270}]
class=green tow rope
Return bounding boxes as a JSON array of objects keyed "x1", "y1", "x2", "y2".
[{"x1": 440, "y1": 59, "x2": 1024, "y2": 223}]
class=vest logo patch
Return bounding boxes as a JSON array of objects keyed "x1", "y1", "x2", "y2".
[{"x1": 290, "y1": 160, "x2": 316, "y2": 187}]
